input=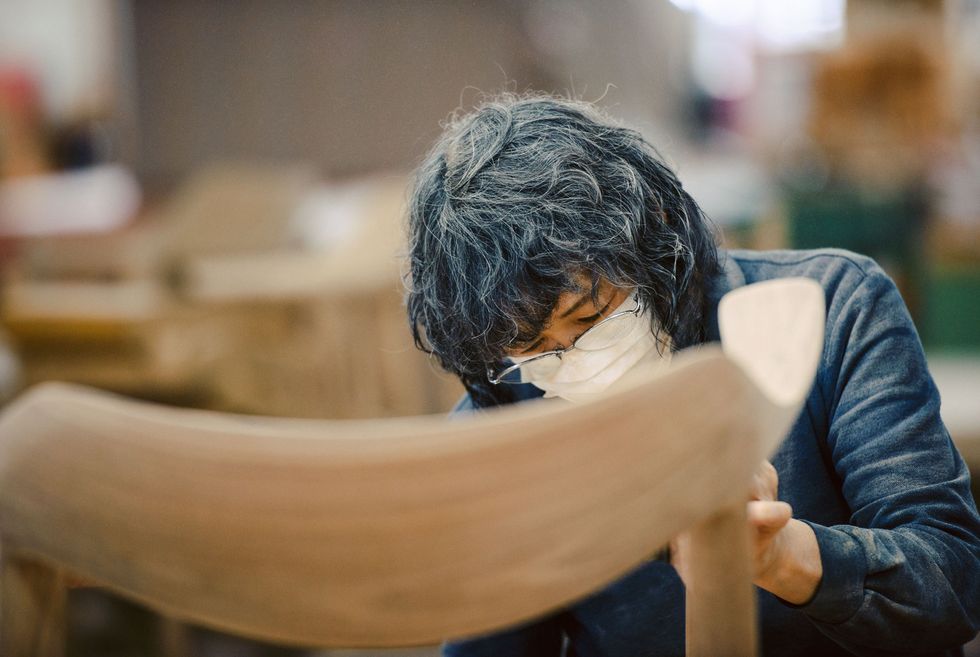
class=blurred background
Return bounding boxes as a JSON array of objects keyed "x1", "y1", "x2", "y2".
[{"x1": 0, "y1": 0, "x2": 978, "y2": 655}]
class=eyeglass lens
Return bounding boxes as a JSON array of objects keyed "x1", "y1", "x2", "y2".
[{"x1": 493, "y1": 306, "x2": 639, "y2": 383}]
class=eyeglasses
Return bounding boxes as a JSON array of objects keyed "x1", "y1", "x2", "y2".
[{"x1": 487, "y1": 294, "x2": 644, "y2": 385}]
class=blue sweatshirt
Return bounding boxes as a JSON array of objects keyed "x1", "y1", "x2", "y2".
[{"x1": 445, "y1": 249, "x2": 980, "y2": 657}]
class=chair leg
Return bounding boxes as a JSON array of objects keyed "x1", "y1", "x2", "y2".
[
  {"x1": 1, "y1": 552, "x2": 66, "y2": 657},
  {"x1": 158, "y1": 615, "x2": 191, "y2": 657},
  {"x1": 684, "y1": 502, "x2": 758, "y2": 657}
]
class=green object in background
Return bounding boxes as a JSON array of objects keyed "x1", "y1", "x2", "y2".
[
  {"x1": 922, "y1": 264, "x2": 980, "y2": 351},
  {"x1": 785, "y1": 184, "x2": 927, "y2": 268},
  {"x1": 784, "y1": 182, "x2": 928, "y2": 322}
]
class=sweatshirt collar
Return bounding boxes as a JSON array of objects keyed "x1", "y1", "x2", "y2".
[{"x1": 704, "y1": 251, "x2": 746, "y2": 343}]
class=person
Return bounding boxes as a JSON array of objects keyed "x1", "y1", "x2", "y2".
[{"x1": 404, "y1": 94, "x2": 980, "y2": 657}]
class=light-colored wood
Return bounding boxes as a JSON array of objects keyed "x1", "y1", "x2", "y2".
[
  {"x1": 684, "y1": 504, "x2": 758, "y2": 657},
  {"x1": 0, "y1": 551, "x2": 66, "y2": 657},
  {"x1": 0, "y1": 346, "x2": 807, "y2": 650},
  {"x1": 718, "y1": 277, "x2": 825, "y2": 408}
]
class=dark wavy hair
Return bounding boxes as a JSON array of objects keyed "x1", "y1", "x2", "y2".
[{"x1": 405, "y1": 94, "x2": 721, "y2": 408}]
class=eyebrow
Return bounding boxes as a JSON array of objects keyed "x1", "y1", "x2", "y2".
[
  {"x1": 558, "y1": 292, "x2": 595, "y2": 319},
  {"x1": 515, "y1": 291, "x2": 604, "y2": 354}
]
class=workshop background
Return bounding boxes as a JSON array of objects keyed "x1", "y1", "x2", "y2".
[{"x1": 1, "y1": 0, "x2": 978, "y2": 655}]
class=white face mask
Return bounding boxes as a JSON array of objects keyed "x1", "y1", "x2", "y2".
[{"x1": 510, "y1": 294, "x2": 671, "y2": 403}]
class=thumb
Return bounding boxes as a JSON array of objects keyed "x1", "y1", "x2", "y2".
[{"x1": 748, "y1": 500, "x2": 792, "y2": 534}]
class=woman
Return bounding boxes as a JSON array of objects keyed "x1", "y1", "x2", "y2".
[{"x1": 404, "y1": 94, "x2": 980, "y2": 656}]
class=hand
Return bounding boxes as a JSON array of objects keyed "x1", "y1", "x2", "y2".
[
  {"x1": 748, "y1": 461, "x2": 822, "y2": 604},
  {"x1": 668, "y1": 462, "x2": 789, "y2": 590},
  {"x1": 748, "y1": 461, "x2": 792, "y2": 581},
  {"x1": 670, "y1": 461, "x2": 823, "y2": 605}
]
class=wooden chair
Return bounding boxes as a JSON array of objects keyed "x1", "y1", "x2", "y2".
[{"x1": 0, "y1": 308, "x2": 821, "y2": 657}]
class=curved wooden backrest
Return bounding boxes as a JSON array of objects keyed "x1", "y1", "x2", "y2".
[
  {"x1": 0, "y1": 348, "x2": 786, "y2": 648},
  {"x1": 0, "y1": 344, "x2": 815, "y2": 653}
]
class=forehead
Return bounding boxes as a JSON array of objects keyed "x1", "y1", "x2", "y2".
[{"x1": 554, "y1": 275, "x2": 604, "y2": 309}]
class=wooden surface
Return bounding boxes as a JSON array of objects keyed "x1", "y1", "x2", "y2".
[
  {"x1": 684, "y1": 504, "x2": 757, "y2": 657},
  {"x1": 0, "y1": 346, "x2": 806, "y2": 651}
]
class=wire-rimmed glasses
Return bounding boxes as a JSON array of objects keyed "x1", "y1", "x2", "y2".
[{"x1": 487, "y1": 294, "x2": 644, "y2": 385}]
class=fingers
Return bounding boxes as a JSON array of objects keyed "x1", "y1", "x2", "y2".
[
  {"x1": 750, "y1": 460, "x2": 779, "y2": 501},
  {"x1": 748, "y1": 500, "x2": 792, "y2": 534}
]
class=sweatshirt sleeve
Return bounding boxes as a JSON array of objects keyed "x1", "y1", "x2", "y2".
[{"x1": 796, "y1": 259, "x2": 980, "y2": 654}]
